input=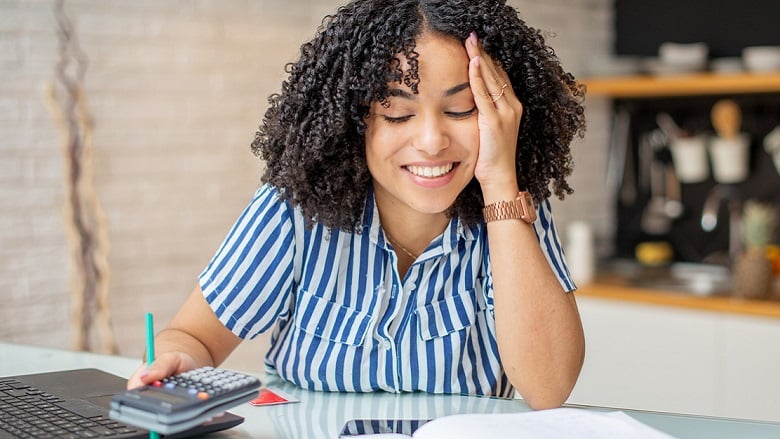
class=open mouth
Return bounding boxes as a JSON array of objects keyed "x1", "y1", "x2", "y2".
[{"x1": 404, "y1": 163, "x2": 457, "y2": 178}]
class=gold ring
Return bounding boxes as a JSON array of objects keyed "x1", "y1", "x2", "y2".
[{"x1": 489, "y1": 83, "x2": 508, "y2": 102}]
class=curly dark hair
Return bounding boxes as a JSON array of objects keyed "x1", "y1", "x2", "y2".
[{"x1": 252, "y1": 0, "x2": 586, "y2": 231}]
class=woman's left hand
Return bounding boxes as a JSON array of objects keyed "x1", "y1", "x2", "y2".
[{"x1": 464, "y1": 32, "x2": 523, "y2": 195}]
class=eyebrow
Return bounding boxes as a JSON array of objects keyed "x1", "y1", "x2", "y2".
[
  {"x1": 387, "y1": 82, "x2": 471, "y2": 99},
  {"x1": 444, "y1": 82, "x2": 471, "y2": 97}
]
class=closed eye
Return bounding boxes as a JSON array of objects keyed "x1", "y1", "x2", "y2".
[
  {"x1": 383, "y1": 115, "x2": 413, "y2": 124},
  {"x1": 446, "y1": 107, "x2": 477, "y2": 119}
]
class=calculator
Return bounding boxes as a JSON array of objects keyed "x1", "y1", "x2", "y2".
[{"x1": 109, "y1": 366, "x2": 261, "y2": 435}]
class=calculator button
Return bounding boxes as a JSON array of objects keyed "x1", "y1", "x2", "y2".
[
  {"x1": 196, "y1": 392, "x2": 209, "y2": 400},
  {"x1": 152, "y1": 381, "x2": 163, "y2": 387}
]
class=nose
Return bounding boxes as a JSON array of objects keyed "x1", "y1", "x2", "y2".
[{"x1": 413, "y1": 115, "x2": 449, "y2": 156}]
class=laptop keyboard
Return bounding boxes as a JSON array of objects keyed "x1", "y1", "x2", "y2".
[{"x1": 0, "y1": 378, "x2": 141, "y2": 438}]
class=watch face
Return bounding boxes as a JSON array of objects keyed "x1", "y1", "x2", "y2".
[{"x1": 519, "y1": 192, "x2": 537, "y2": 223}]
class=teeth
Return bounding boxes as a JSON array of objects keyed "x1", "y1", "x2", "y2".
[{"x1": 406, "y1": 163, "x2": 454, "y2": 178}]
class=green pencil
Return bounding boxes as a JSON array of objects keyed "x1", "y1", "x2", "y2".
[{"x1": 145, "y1": 312, "x2": 160, "y2": 439}]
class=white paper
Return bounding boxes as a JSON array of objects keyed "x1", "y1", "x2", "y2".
[
  {"x1": 410, "y1": 408, "x2": 676, "y2": 439},
  {"x1": 347, "y1": 435, "x2": 410, "y2": 438}
]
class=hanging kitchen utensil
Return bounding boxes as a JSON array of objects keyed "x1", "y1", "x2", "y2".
[
  {"x1": 656, "y1": 112, "x2": 685, "y2": 139},
  {"x1": 607, "y1": 108, "x2": 629, "y2": 190},
  {"x1": 664, "y1": 164, "x2": 684, "y2": 218},
  {"x1": 764, "y1": 125, "x2": 780, "y2": 174},
  {"x1": 711, "y1": 99, "x2": 741, "y2": 140},
  {"x1": 606, "y1": 107, "x2": 636, "y2": 205},
  {"x1": 639, "y1": 129, "x2": 665, "y2": 194},
  {"x1": 640, "y1": 137, "x2": 673, "y2": 235},
  {"x1": 620, "y1": 137, "x2": 637, "y2": 206},
  {"x1": 710, "y1": 100, "x2": 749, "y2": 183},
  {"x1": 641, "y1": 161, "x2": 672, "y2": 235}
]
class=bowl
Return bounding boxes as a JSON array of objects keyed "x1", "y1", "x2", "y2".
[
  {"x1": 585, "y1": 56, "x2": 642, "y2": 76},
  {"x1": 659, "y1": 42, "x2": 708, "y2": 69},
  {"x1": 742, "y1": 46, "x2": 780, "y2": 73},
  {"x1": 644, "y1": 57, "x2": 704, "y2": 76},
  {"x1": 710, "y1": 57, "x2": 743, "y2": 74}
]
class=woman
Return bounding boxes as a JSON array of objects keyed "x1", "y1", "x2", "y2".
[{"x1": 130, "y1": 0, "x2": 586, "y2": 410}]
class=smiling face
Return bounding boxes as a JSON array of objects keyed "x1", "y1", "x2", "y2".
[{"x1": 365, "y1": 32, "x2": 479, "y2": 223}]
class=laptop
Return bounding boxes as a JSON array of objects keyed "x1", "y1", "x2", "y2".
[{"x1": 0, "y1": 368, "x2": 244, "y2": 439}]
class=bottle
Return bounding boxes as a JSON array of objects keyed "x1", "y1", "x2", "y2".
[{"x1": 566, "y1": 221, "x2": 595, "y2": 285}]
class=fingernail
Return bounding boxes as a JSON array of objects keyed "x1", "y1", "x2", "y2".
[
  {"x1": 469, "y1": 32, "x2": 478, "y2": 46},
  {"x1": 473, "y1": 55, "x2": 480, "y2": 67}
]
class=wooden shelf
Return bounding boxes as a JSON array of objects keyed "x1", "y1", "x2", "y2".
[
  {"x1": 577, "y1": 279, "x2": 780, "y2": 319},
  {"x1": 583, "y1": 72, "x2": 780, "y2": 98}
]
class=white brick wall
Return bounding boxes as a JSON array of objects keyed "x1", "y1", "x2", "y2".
[
  {"x1": 0, "y1": 0, "x2": 613, "y2": 372},
  {"x1": 513, "y1": 0, "x2": 616, "y2": 256}
]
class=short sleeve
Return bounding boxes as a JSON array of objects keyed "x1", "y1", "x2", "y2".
[
  {"x1": 533, "y1": 198, "x2": 576, "y2": 292},
  {"x1": 198, "y1": 185, "x2": 297, "y2": 339},
  {"x1": 482, "y1": 198, "x2": 575, "y2": 310}
]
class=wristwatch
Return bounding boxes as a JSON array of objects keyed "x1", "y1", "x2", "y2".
[{"x1": 482, "y1": 191, "x2": 537, "y2": 224}]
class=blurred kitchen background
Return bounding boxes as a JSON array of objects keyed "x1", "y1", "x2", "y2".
[{"x1": 2, "y1": 0, "x2": 779, "y2": 423}]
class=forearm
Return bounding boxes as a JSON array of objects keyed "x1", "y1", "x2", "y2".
[
  {"x1": 158, "y1": 287, "x2": 243, "y2": 367},
  {"x1": 152, "y1": 327, "x2": 218, "y2": 367},
  {"x1": 128, "y1": 288, "x2": 242, "y2": 389},
  {"x1": 486, "y1": 200, "x2": 585, "y2": 409}
]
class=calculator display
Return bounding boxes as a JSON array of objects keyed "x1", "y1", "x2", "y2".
[{"x1": 138, "y1": 387, "x2": 189, "y2": 404}]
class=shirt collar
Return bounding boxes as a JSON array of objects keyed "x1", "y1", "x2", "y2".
[
  {"x1": 362, "y1": 187, "x2": 386, "y2": 248},
  {"x1": 361, "y1": 186, "x2": 478, "y2": 257}
]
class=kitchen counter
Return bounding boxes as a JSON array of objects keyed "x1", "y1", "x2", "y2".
[{"x1": 577, "y1": 276, "x2": 780, "y2": 319}]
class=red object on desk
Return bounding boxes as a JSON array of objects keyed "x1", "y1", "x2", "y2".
[{"x1": 249, "y1": 388, "x2": 297, "y2": 406}]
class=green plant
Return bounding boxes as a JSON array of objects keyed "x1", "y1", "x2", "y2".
[{"x1": 741, "y1": 201, "x2": 777, "y2": 249}]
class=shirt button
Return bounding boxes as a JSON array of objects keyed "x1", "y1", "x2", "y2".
[{"x1": 380, "y1": 340, "x2": 391, "y2": 350}]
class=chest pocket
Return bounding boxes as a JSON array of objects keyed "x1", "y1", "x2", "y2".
[
  {"x1": 293, "y1": 288, "x2": 373, "y2": 346},
  {"x1": 415, "y1": 288, "x2": 483, "y2": 341}
]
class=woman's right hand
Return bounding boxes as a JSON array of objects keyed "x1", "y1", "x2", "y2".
[{"x1": 126, "y1": 351, "x2": 199, "y2": 389}]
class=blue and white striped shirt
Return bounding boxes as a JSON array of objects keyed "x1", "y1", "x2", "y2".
[{"x1": 199, "y1": 184, "x2": 574, "y2": 397}]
